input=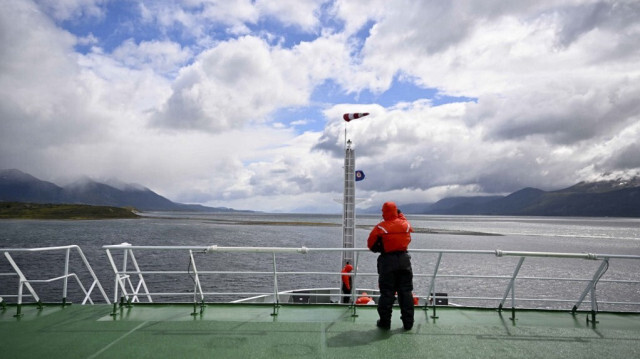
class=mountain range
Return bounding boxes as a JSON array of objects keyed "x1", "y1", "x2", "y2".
[
  {"x1": 394, "y1": 178, "x2": 640, "y2": 217},
  {"x1": 0, "y1": 169, "x2": 243, "y2": 212},
  {"x1": 3, "y1": 169, "x2": 639, "y2": 217}
]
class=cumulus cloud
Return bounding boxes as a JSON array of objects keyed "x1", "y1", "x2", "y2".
[
  {"x1": 464, "y1": 78, "x2": 640, "y2": 145},
  {"x1": 140, "y1": 0, "x2": 258, "y2": 38},
  {"x1": 150, "y1": 33, "x2": 351, "y2": 132},
  {"x1": 139, "y1": 0, "x2": 330, "y2": 41},
  {"x1": 554, "y1": 1, "x2": 640, "y2": 48},
  {"x1": 256, "y1": 0, "x2": 325, "y2": 31},
  {"x1": 111, "y1": 39, "x2": 192, "y2": 75},
  {"x1": 0, "y1": 1, "x2": 107, "y2": 155},
  {"x1": 34, "y1": 0, "x2": 105, "y2": 21},
  {"x1": 150, "y1": 36, "x2": 304, "y2": 131}
]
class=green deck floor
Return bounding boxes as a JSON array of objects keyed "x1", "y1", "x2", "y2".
[{"x1": 1, "y1": 303, "x2": 639, "y2": 358}]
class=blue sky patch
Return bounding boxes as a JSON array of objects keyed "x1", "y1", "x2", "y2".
[
  {"x1": 271, "y1": 106, "x2": 327, "y2": 133},
  {"x1": 311, "y1": 77, "x2": 471, "y2": 108}
]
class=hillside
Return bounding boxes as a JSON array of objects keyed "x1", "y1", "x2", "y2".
[
  {"x1": 368, "y1": 178, "x2": 640, "y2": 217},
  {"x1": 0, "y1": 169, "x2": 245, "y2": 213}
]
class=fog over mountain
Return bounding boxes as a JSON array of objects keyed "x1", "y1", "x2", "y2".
[{"x1": 0, "y1": 169, "x2": 242, "y2": 212}]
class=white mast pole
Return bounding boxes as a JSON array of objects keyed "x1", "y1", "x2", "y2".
[
  {"x1": 340, "y1": 112, "x2": 368, "y2": 267},
  {"x1": 342, "y1": 139, "x2": 355, "y2": 267}
]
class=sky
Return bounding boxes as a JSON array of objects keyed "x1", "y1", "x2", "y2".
[{"x1": 1, "y1": 0, "x2": 639, "y2": 213}]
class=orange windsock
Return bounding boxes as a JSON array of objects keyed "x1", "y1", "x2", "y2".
[{"x1": 343, "y1": 113, "x2": 370, "y2": 122}]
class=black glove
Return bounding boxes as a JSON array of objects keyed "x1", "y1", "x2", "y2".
[{"x1": 370, "y1": 236, "x2": 384, "y2": 253}]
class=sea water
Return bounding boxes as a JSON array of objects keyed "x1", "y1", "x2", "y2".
[{"x1": 1, "y1": 213, "x2": 639, "y2": 310}]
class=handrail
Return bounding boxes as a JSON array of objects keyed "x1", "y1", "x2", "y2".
[
  {"x1": 4, "y1": 243, "x2": 637, "y2": 322},
  {"x1": 102, "y1": 244, "x2": 637, "y2": 260},
  {"x1": 1, "y1": 245, "x2": 111, "y2": 317},
  {"x1": 103, "y1": 244, "x2": 640, "y2": 319}
]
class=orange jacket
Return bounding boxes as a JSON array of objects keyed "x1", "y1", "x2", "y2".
[
  {"x1": 341, "y1": 263, "x2": 353, "y2": 289},
  {"x1": 367, "y1": 202, "x2": 412, "y2": 253}
]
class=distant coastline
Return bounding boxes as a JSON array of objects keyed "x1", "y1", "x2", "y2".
[
  {"x1": 0, "y1": 202, "x2": 139, "y2": 220},
  {"x1": 141, "y1": 212, "x2": 501, "y2": 236},
  {"x1": 1, "y1": 205, "x2": 501, "y2": 235}
]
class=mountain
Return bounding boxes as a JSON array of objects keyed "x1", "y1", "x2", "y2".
[
  {"x1": 364, "y1": 178, "x2": 640, "y2": 217},
  {"x1": 0, "y1": 169, "x2": 244, "y2": 212},
  {"x1": 0, "y1": 169, "x2": 65, "y2": 203},
  {"x1": 560, "y1": 177, "x2": 640, "y2": 193},
  {"x1": 425, "y1": 195, "x2": 504, "y2": 213},
  {"x1": 61, "y1": 177, "x2": 179, "y2": 211}
]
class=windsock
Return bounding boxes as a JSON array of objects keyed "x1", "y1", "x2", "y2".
[{"x1": 343, "y1": 113, "x2": 369, "y2": 122}]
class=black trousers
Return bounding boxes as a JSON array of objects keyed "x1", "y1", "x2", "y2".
[
  {"x1": 341, "y1": 280, "x2": 352, "y2": 303},
  {"x1": 377, "y1": 252, "x2": 414, "y2": 325}
]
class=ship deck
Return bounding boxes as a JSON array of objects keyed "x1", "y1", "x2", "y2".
[{"x1": 1, "y1": 303, "x2": 639, "y2": 358}]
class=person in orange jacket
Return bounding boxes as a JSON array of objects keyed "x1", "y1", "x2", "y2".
[
  {"x1": 367, "y1": 201, "x2": 414, "y2": 330},
  {"x1": 341, "y1": 261, "x2": 353, "y2": 303}
]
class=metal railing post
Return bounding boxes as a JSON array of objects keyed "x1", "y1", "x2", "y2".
[
  {"x1": 105, "y1": 249, "x2": 121, "y2": 316},
  {"x1": 351, "y1": 251, "x2": 360, "y2": 317},
  {"x1": 62, "y1": 247, "x2": 70, "y2": 306},
  {"x1": 189, "y1": 250, "x2": 205, "y2": 316},
  {"x1": 271, "y1": 252, "x2": 279, "y2": 316},
  {"x1": 4, "y1": 252, "x2": 39, "y2": 317},
  {"x1": 573, "y1": 258, "x2": 609, "y2": 323},
  {"x1": 73, "y1": 246, "x2": 110, "y2": 304},
  {"x1": 127, "y1": 250, "x2": 152, "y2": 303},
  {"x1": 121, "y1": 248, "x2": 130, "y2": 306},
  {"x1": 429, "y1": 252, "x2": 443, "y2": 319},
  {"x1": 15, "y1": 280, "x2": 23, "y2": 317},
  {"x1": 499, "y1": 256, "x2": 525, "y2": 321}
]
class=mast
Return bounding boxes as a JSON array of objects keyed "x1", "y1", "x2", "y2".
[
  {"x1": 340, "y1": 112, "x2": 368, "y2": 268},
  {"x1": 342, "y1": 139, "x2": 355, "y2": 267}
]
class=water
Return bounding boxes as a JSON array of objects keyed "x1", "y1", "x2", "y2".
[{"x1": 1, "y1": 213, "x2": 639, "y2": 310}]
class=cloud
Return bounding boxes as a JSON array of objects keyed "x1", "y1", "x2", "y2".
[
  {"x1": 140, "y1": 0, "x2": 258, "y2": 38},
  {"x1": 149, "y1": 36, "x2": 304, "y2": 131},
  {"x1": 609, "y1": 143, "x2": 640, "y2": 171},
  {"x1": 554, "y1": 1, "x2": 640, "y2": 48},
  {"x1": 139, "y1": 0, "x2": 330, "y2": 41},
  {"x1": 34, "y1": 0, "x2": 105, "y2": 21},
  {"x1": 256, "y1": 0, "x2": 325, "y2": 31},
  {"x1": 0, "y1": 1, "x2": 107, "y2": 153},
  {"x1": 111, "y1": 39, "x2": 192, "y2": 75},
  {"x1": 464, "y1": 78, "x2": 640, "y2": 145},
  {"x1": 150, "y1": 33, "x2": 352, "y2": 132}
]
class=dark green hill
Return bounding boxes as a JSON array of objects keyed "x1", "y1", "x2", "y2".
[{"x1": 0, "y1": 202, "x2": 139, "y2": 219}]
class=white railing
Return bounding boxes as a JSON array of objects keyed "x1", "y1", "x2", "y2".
[
  {"x1": 0, "y1": 245, "x2": 111, "y2": 316},
  {"x1": 103, "y1": 244, "x2": 640, "y2": 319}
]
